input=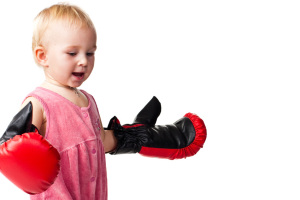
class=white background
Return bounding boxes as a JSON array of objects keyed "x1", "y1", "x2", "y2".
[{"x1": 0, "y1": 0, "x2": 299, "y2": 199}]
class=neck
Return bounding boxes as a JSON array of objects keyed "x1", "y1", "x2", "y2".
[{"x1": 44, "y1": 80, "x2": 80, "y2": 97}]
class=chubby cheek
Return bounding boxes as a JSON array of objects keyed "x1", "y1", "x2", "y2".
[
  {"x1": 48, "y1": 63, "x2": 74, "y2": 81},
  {"x1": 88, "y1": 56, "x2": 95, "y2": 66},
  {"x1": 84, "y1": 66, "x2": 94, "y2": 81},
  {"x1": 87, "y1": 58, "x2": 95, "y2": 73}
]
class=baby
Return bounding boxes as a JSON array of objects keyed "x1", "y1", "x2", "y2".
[
  {"x1": 0, "y1": 3, "x2": 206, "y2": 200},
  {"x1": 23, "y1": 3, "x2": 114, "y2": 199}
]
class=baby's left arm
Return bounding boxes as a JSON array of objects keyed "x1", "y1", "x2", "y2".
[
  {"x1": 102, "y1": 130, "x2": 117, "y2": 153},
  {"x1": 101, "y1": 97, "x2": 207, "y2": 159},
  {"x1": 99, "y1": 118, "x2": 117, "y2": 153}
]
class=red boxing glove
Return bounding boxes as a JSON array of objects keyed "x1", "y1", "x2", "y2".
[
  {"x1": 107, "y1": 97, "x2": 207, "y2": 159},
  {"x1": 0, "y1": 102, "x2": 60, "y2": 194}
]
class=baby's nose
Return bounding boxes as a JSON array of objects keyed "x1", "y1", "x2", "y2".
[{"x1": 78, "y1": 55, "x2": 88, "y2": 66}]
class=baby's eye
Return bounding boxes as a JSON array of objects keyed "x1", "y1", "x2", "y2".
[
  {"x1": 86, "y1": 52, "x2": 94, "y2": 57},
  {"x1": 68, "y1": 52, "x2": 77, "y2": 56}
]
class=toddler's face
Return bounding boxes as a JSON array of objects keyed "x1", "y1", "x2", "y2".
[{"x1": 42, "y1": 21, "x2": 97, "y2": 88}]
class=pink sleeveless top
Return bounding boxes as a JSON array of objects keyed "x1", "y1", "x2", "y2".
[{"x1": 27, "y1": 87, "x2": 107, "y2": 200}]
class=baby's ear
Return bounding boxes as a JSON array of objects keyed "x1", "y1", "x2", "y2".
[{"x1": 34, "y1": 46, "x2": 48, "y2": 67}]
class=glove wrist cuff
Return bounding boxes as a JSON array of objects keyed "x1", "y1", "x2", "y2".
[{"x1": 107, "y1": 117, "x2": 148, "y2": 155}]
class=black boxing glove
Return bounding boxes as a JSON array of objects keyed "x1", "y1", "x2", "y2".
[{"x1": 107, "y1": 97, "x2": 206, "y2": 160}]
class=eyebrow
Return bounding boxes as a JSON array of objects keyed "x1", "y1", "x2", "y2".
[{"x1": 66, "y1": 45, "x2": 97, "y2": 50}]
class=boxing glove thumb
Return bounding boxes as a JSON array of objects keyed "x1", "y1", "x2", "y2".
[{"x1": 133, "y1": 96, "x2": 161, "y2": 126}]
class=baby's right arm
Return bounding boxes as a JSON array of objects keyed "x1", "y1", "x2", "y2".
[
  {"x1": 21, "y1": 97, "x2": 46, "y2": 137},
  {"x1": 0, "y1": 99, "x2": 60, "y2": 194}
]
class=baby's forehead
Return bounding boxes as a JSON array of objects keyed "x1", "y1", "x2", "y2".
[
  {"x1": 42, "y1": 20, "x2": 96, "y2": 46},
  {"x1": 49, "y1": 18, "x2": 93, "y2": 30},
  {"x1": 44, "y1": 19, "x2": 96, "y2": 39}
]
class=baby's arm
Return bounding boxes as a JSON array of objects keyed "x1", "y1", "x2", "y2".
[
  {"x1": 21, "y1": 97, "x2": 46, "y2": 137},
  {"x1": 102, "y1": 129, "x2": 117, "y2": 153},
  {"x1": 102, "y1": 97, "x2": 206, "y2": 159},
  {"x1": 99, "y1": 117, "x2": 117, "y2": 153},
  {"x1": 0, "y1": 99, "x2": 60, "y2": 194}
]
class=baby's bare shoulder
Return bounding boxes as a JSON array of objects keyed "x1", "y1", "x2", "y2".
[{"x1": 21, "y1": 97, "x2": 46, "y2": 136}]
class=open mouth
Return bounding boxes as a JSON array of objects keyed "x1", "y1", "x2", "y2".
[{"x1": 72, "y1": 72, "x2": 84, "y2": 79}]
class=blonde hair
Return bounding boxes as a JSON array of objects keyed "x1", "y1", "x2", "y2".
[{"x1": 32, "y1": 3, "x2": 95, "y2": 52}]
